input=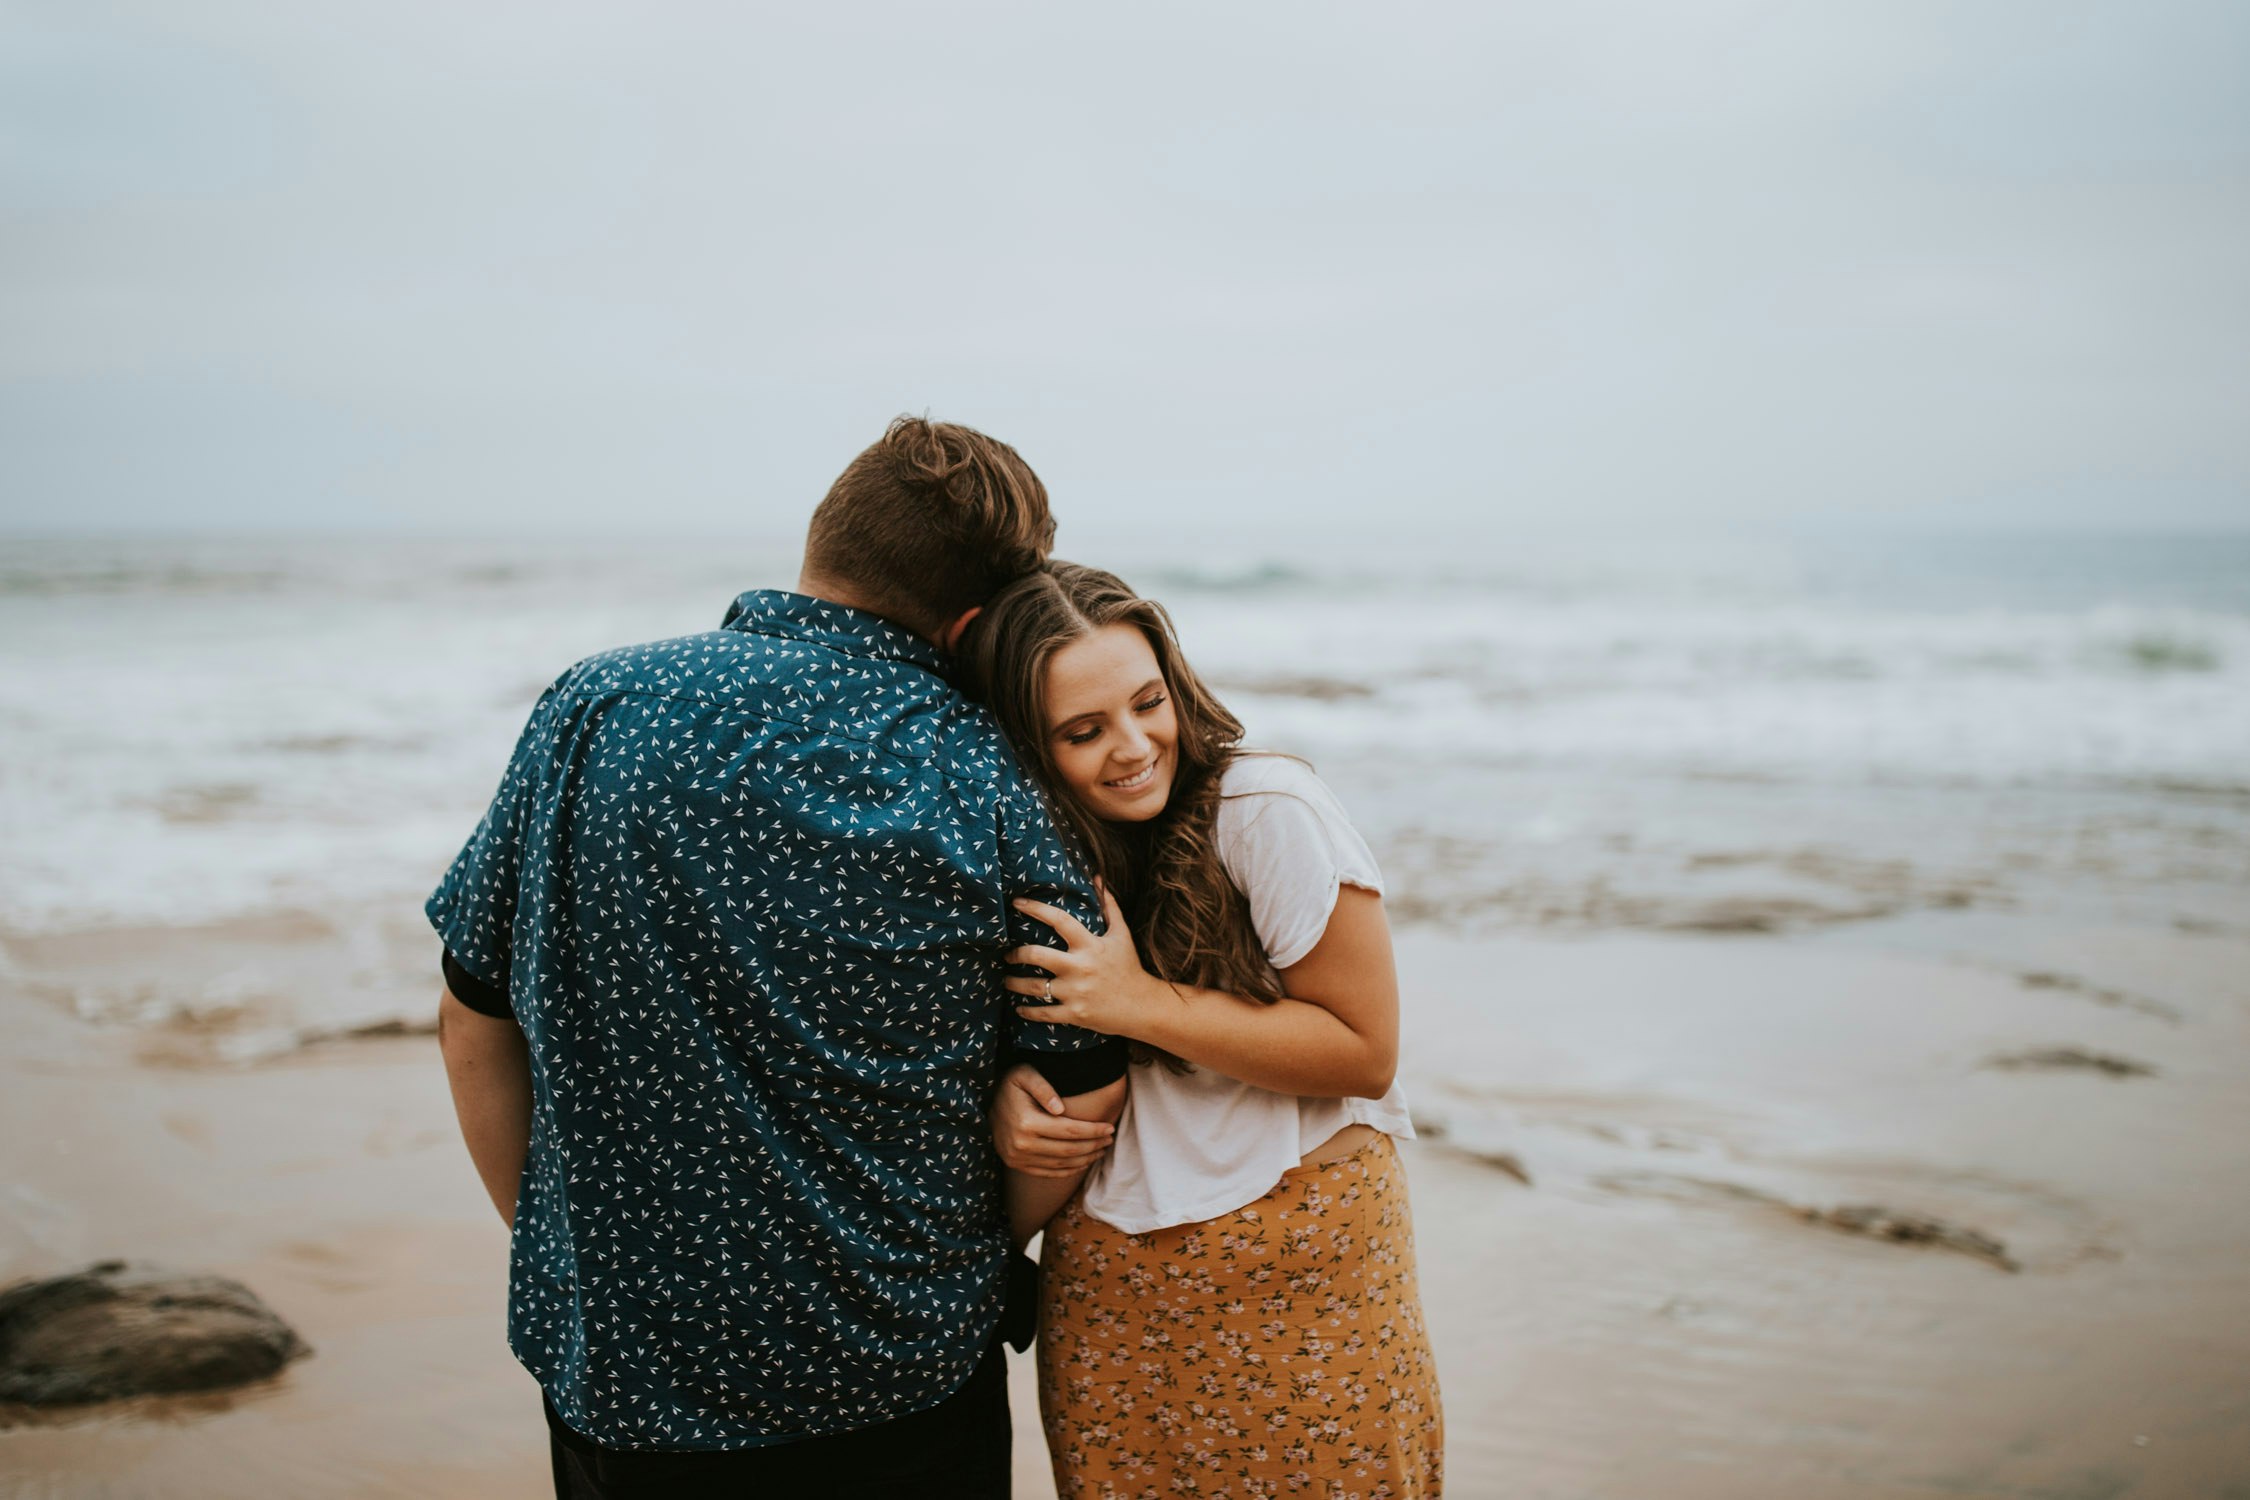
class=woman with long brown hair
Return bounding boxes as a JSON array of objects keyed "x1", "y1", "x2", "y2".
[{"x1": 959, "y1": 562, "x2": 1443, "y2": 1498}]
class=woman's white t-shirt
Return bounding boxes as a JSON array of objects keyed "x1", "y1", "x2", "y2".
[{"x1": 1080, "y1": 754, "x2": 1415, "y2": 1235}]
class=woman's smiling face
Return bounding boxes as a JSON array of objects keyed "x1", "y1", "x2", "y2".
[{"x1": 1042, "y1": 623, "x2": 1179, "y2": 823}]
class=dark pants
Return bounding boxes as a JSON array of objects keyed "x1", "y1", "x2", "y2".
[{"x1": 545, "y1": 1339, "x2": 1012, "y2": 1500}]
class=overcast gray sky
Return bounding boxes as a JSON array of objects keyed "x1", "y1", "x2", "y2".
[{"x1": 3, "y1": 0, "x2": 2246, "y2": 539}]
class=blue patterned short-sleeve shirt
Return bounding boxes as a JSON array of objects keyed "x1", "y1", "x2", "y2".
[{"x1": 426, "y1": 589, "x2": 1114, "y2": 1450}]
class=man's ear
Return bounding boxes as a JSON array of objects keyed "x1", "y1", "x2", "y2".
[{"x1": 940, "y1": 605, "x2": 983, "y2": 654}]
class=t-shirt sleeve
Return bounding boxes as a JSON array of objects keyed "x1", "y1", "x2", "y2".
[
  {"x1": 1216, "y1": 759, "x2": 1385, "y2": 971},
  {"x1": 993, "y1": 753, "x2": 1129, "y2": 1088},
  {"x1": 424, "y1": 685, "x2": 563, "y2": 1015}
]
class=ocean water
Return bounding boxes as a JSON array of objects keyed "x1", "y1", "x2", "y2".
[{"x1": 2, "y1": 530, "x2": 2245, "y2": 1048}]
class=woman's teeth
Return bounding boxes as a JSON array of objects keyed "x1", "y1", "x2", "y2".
[{"x1": 1106, "y1": 764, "x2": 1156, "y2": 790}]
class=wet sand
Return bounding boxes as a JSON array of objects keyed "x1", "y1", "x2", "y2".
[
  {"x1": 1397, "y1": 920, "x2": 2250, "y2": 1497},
  {"x1": 3, "y1": 918, "x2": 2247, "y2": 1497}
]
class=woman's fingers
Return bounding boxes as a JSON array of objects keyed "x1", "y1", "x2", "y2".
[
  {"x1": 1016, "y1": 1003, "x2": 1086, "y2": 1027},
  {"x1": 997, "y1": 1129, "x2": 1111, "y2": 1172},
  {"x1": 1016, "y1": 1114, "x2": 1114, "y2": 1143},
  {"x1": 999, "y1": 1063, "x2": 1064, "y2": 1116},
  {"x1": 1003, "y1": 1133, "x2": 1116, "y2": 1160},
  {"x1": 990, "y1": 1056, "x2": 1113, "y2": 1175},
  {"x1": 1004, "y1": 973, "x2": 1062, "y2": 999},
  {"x1": 1003, "y1": 949, "x2": 1071, "y2": 976},
  {"x1": 1011, "y1": 898, "x2": 1092, "y2": 947},
  {"x1": 1002, "y1": 1147, "x2": 1109, "y2": 1176}
]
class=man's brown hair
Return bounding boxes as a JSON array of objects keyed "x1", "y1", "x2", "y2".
[{"x1": 804, "y1": 416, "x2": 1056, "y2": 637}]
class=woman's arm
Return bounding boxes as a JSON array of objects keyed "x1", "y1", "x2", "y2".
[
  {"x1": 1005, "y1": 884, "x2": 1399, "y2": 1099},
  {"x1": 994, "y1": 1066, "x2": 1128, "y2": 1246},
  {"x1": 1128, "y1": 886, "x2": 1397, "y2": 1096}
]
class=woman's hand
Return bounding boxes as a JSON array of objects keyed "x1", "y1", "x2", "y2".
[
  {"x1": 1004, "y1": 883, "x2": 1165, "y2": 1037},
  {"x1": 990, "y1": 1064, "x2": 1117, "y2": 1178}
]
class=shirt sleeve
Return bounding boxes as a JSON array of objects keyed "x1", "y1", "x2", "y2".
[
  {"x1": 993, "y1": 753, "x2": 1129, "y2": 1088},
  {"x1": 424, "y1": 684, "x2": 563, "y2": 1014},
  {"x1": 441, "y1": 946, "x2": 514, "y2": 1019},
  {"x1": 1216, "y1": 760, "x2": 1385, "y2": 971}
]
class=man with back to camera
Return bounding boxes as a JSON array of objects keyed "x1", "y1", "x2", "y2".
[{"x1": 431, "y1": 416, "x2": 1128, "y2": 1499}]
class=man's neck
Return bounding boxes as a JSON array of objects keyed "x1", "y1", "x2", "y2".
[{"x1": 795, "y1": 572, "x2": 937, "y2": 646}]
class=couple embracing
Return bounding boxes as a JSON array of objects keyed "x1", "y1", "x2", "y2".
[{"x1": 431, "y1": 417, "x2": 1443, "y2": 1498}]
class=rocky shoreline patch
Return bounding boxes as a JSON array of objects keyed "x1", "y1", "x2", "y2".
[{"x1": 0, "y1": 1261, "x2": 309, "y2": 1409}]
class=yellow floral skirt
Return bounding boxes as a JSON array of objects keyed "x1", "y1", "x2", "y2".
[{"x1": 1037, "y1": 1134, "x2": 1444, "y2": 1499}]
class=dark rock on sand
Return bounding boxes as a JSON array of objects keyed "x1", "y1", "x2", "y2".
[
  {"x1": 1659, "y1": 896, "x2": 1889, "y2": 935},
  {"x1": 2017, "y1": 970, "x2": 2182, "y2": 1023},
  {"x1": 1799, "y1": 1204, "x2": 2021, "y2": 1273},
  {"x1": 1983, "y1": 1046, "x2": 2158, "y2": 1079},
  {"x1": 311, "y1": 1015, "x2": 441, "y2": 1043},
  {"x1": 1407, "y1": 1112, "x2": 1534, "y2": 1184},
  {"x1": 1597, "y1": 1173, "x2": 2022, "y2": 1272},
  {"x1": 0, "y1": 1261, "x2": 310, "y2": 1405},
  {"x1": 1465, "y1": 1148, "x2": 1535, "y2": 1186}
]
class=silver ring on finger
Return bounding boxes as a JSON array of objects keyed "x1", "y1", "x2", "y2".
[{"x1": 1042, "y1": 975, "x2": 1054, "y2": 1003}]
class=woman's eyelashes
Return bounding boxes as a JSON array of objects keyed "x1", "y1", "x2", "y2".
[{"x1": 1059, "y1": 694, "x2": 1169, "y2": 747}]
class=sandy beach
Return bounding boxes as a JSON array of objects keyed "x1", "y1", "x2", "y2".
[
  {"x1": 4, "y1": 532, "x2": 2245, "y2": 1495},
  {"x1": 8, "y1": 0, "x2": 2250, "y2": 1485},
  {"x1": 5, "y1": 906, "x2": 2246, "y2": 1498}
]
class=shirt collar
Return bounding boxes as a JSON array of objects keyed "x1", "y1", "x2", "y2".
[{"x1": 720, "y1": 589, "x2": 948, "y2": 675}]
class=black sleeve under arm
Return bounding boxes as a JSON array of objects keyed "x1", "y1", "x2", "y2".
[
  {"x1": 441, "y1": 947, "x2": 513, "y2": 1019},
  {"x1": 1009, "y1": 1038, "x2": 1129, "y2": 1097}
]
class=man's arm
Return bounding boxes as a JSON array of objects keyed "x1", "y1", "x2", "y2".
[{"x1": 438, "y1": 987, "x2": 532, "y2": 1227}]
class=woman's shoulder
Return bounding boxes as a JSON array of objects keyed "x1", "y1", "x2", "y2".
[
  {"x1": 1212, "y1": 751, "x2": 1384, "y2": 958},
  {"x1": 1214, "y1": 752, "x2": 1366, "y2": 855},
  {"x1": 1217, "y1": 750, "x2": 1338, "y2": 806}
]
